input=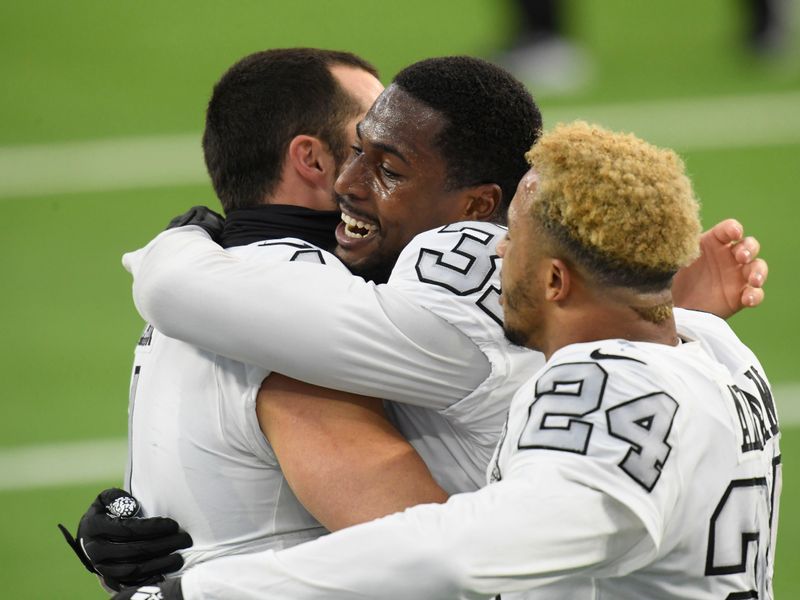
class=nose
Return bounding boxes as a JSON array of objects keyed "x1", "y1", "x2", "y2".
[{"x1": 334, "y1": 154, "x2": 368, "y2": 201}]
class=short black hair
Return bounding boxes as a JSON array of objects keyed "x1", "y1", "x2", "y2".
[
  {"x1": 203, "y1": 48, "x2": 379, "y2": 212},
  {"x1": 393, "y1": 56, "x2": 541, "y2": 222}
]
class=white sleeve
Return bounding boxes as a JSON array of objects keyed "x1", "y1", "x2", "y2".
[
  {"x1": 181, "y1": 467, "x2": 655, "y2": 600},
  {"x1": 122, "y1": 226, "x2": 489, "y2": 409}
]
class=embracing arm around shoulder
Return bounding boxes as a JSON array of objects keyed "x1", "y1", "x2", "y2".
[
  {"x1": 123, "y1": 227, "x2": 489, "y2": 409},
  {"x1": 258, "y1": 373, "x2": 448, "y2": 532},
  {"x1": 180, "y1": 467, "x2": 653, "y2": 600}
]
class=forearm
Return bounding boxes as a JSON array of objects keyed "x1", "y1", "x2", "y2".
[
  {"x1": 181, "y1": 475, "x2": 652, "y2": 599},
  {"x1": 258, "y1": 374, "x2": 448, "y2": 531},
  {"x1": 124, "y1": 227, "x2": 488, "y2": 408}
]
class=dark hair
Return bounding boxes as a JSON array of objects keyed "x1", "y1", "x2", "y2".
[
  {"x1": 203, "y1": 48, "x2": 379, "y2": 212},
  {"x1": 393, "y1": 56, "x2": 542, "y2": 222}
]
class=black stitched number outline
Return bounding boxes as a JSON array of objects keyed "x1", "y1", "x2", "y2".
[
  {"x1": 518, "y1": 362, "x2": 679, "y2": 491},
  {"x1": 415, "y1": 224, "x2": 504, "y2": 325},
  {"x1": 257, "y1": 241, "x2": 326, "y2": 264},
  {"x1": 705, "y1": 456, "x2": 782, "y2": 599},
  {"x1": 607, "y1": 392, "x2": 679, "y2": 491},
  {"x1": 519, "y1": 362, "x2": 607, "y2": 454},
  {"x1": 127, "y1": 323, "x2": 152, "y2": 491}
]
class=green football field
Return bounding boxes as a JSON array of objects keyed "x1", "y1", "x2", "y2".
[{"x1": 1, "y1": 0, "x2": 798, "y2": 597}]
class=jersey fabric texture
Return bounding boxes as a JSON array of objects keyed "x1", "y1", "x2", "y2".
[
  {"x1": 126, "y1": 238, "x2": 340, "y2": 572},
  {"x1": 124, "y1": 221, "x2": 545, "y2": 494},
  {"x1": 384, "y1": 223, "x2": 541, "y2": 493},
  {"x1": 178, "y1": 311, "x2": 780, "y2": 600}
]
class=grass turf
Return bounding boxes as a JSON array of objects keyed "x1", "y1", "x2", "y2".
[{"x1": 0, "y1": 0, "x2": 797, "y2": 596}]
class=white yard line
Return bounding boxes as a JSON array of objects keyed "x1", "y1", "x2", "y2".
[
  {"x1": 0, "y1": 134, "x2": 205, "y2": 199},
  {"x1": 1, "y1": 91, "x2": 799, "y2": 200},
  {"x1": 545, "y1": 90, "x2": 800, "y2": 152},
  {"x1": 1, "y1": 384, "x2": 798, "y2": 492},
  {"x1": 0, "y1": 438, "x2": 127, "y2": 492}
]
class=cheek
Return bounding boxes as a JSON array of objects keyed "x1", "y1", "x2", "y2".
[{"x1": 377, "y1": 191, "x2": 417, "y2": 227}]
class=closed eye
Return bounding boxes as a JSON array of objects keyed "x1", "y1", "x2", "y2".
[{"x1": 380, "y1": 164, "x2": 401, "y2": 179}]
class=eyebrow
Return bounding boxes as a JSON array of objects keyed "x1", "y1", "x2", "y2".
[{"x1": 356, "y1": 122, "x2": 411, "y2": 166}]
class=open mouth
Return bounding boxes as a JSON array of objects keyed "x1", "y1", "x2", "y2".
[{"x1": 341, "y1": 212, "x2": 378, "y2": 239}]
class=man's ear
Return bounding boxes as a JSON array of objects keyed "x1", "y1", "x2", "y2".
[
  {"x1": 287, "y1": 135, "x2": 336, "y2": 187},
  {"x1": 462, "y1": 183, "x2": 502, "y2": 222},
  {"x1": 546, "y1": 258, "x2": 571, "y2": 302}
]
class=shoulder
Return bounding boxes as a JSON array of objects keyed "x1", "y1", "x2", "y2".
[
  {"x1": 674, "y1": 307, "x2": 736, "y2": 343},
  {"x1": 228, "y1": 237, "x2": 346, "y2": 270},
  {"x1": 387, "y1": 221, "x2": 507, "y2": 339},
  {"x1": 533, "y1": 343, "x2": 662, "y2": 418},
  {"x1": 396, "y1": 222, "x2": 507, "y2": 289},
  {"x1": 673, "y1": 308, "x2": 764, "y2": 380}
]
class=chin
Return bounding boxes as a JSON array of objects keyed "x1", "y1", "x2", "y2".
[
  {"x1": 341, "y1": 256, "x2": 393, "y2": 285},
  {"x1": 503, "y1": 324, "x2": 528, "y2": 348}
]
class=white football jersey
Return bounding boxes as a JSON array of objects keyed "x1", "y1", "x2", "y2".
[
  {"x1": 125, "y1": 222, "x2": 545, "y2": 495},
  {"x1": 385, "y1": 223, "x2": 541, "y2": 493},
  {"x1": 181, "y1": 318, "x2": 781, "y2": 600},
  {"x1": 126, "y1": 237, "x2": 342, "y2": 571}
]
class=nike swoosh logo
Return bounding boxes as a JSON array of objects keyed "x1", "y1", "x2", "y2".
[{"x1": 589, "y1": 349, "x2": 646, "y2": 364}]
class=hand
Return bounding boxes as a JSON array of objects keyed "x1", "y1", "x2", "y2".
[
  {"x1": 58, "y1": 488, "x2": 192, "y2": 591},
  {"x1": 112, "y1": 578, "x2": 184, "y2": 600},
  {"x1": 672, "y1": 218, "x2": 768, "y2": 319},
  {"x1": 167, "y1": 205, "x2": 225, "y2": 242}
]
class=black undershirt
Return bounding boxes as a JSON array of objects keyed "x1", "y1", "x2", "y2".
[{"x1": 220, "y1": 204, "x2": 341, "y2": 250}]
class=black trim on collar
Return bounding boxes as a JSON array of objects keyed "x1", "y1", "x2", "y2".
[{"x1": 221, "y1": 204, "x2": 340, "y2": 250}]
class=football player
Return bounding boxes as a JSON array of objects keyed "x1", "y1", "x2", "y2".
[
  {"x1": 117, "y1": 122, "x2": 780, "y2": 600},
  {"x1": 69, "y1": 56, "x2": 767, "y2": 591}
]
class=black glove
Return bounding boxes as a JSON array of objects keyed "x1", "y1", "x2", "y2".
[
  {"x1": 166, "y1": 205, "x2": 225, "y2": 242},
  {"x1": 58, "y1": 488, "x2": 192, "y2": 591},
  {"x1": 112, "y1": 577, "x2": 184, "y2": 600}
]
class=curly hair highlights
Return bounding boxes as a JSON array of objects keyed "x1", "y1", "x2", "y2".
[
  {"x1": 526, "y1": 121, "x2": 701, "y2": 292},
  {"x1": 393, "y1": 56, "x2": 542, "y2": 222}
]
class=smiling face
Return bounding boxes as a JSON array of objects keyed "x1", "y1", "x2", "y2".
[{"x1": 332, "y1": 84, "x2": 477, "y2": 282}]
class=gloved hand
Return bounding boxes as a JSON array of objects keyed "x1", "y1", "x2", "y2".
[
  {"x1": 112, "y1": 578, "x2": 184, "y2": 600},
  {"x1": 166, "y1": 205, "x2": 225, "y2": 242},
  {"x1": 58, "y1": 488, "x2": 192, "y2": 591}
]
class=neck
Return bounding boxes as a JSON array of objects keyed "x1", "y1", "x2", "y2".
[
  {"x1": 220, "y1": 204, "x2": 341, "y2": 250},
  {"x1": 540, "y1": 290, "x2": 679, "y2": 360}
]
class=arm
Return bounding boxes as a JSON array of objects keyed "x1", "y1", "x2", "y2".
[
  {"x1": 673, "y1": 218, "x2": 768, "y2": 318},
  {"x1": 123, "y1": 227, "x2": 488, "y2": 409},
  {"x1": 180, "y1": 473, "x2": 653, "y2": 600},
  {"x1": 258, "y1": 373, "x2": 448, "y2": 531}
]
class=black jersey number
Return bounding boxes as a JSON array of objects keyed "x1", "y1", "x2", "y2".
[
  {"x1": 518, "y1": 361, "x2": 679, "y2": 491},
  {"x1": 705, "y1": 457, "x2": 781, "y2": 600},
  {"x1": 415, "y1": 224, "x2": 504, "y2": 325}
]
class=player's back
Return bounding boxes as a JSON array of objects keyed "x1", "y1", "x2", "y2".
[
  {"x1": 616, "y1": 337, "x2": 779, "y2": 598},
  {"x1": 127, "y1": 239, "x2": 338, "y2": 571},
  {"x1": 385, "y1": 222, "x2": 544, "y2": 493},
  {"x1": 495, "y1": 320, "x2": 780, "y2": 599}
]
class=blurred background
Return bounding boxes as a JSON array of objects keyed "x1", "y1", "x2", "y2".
[{"x1": 1, "y1": 0, "x2": 798, "y2": 596}]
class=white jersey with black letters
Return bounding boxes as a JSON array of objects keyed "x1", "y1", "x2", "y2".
[
  {"x1": 180, "y1": 318, "x2": 781, "y2": 599},
  {"x1": 384, "y1": 223, "x2": 540, "y2": 493},
  {"x1": 126, "y1": 237, "x2": 341, "y2": 572},
  {"x1": 125, "y1": 221, "x2": 544, "y2": 495}
]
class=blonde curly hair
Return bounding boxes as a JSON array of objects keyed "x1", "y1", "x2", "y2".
[{"x1": 525, "y1": 121, "x2": 701, "y2": 292}]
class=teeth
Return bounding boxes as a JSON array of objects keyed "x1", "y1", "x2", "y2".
[{"x1": 341, "y1": 213, "x2": 377, "y2": 236}]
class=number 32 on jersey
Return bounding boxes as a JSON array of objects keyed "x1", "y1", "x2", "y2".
[{"x1": 414, "y1": 223, "x2": 505, "y2": 325}]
